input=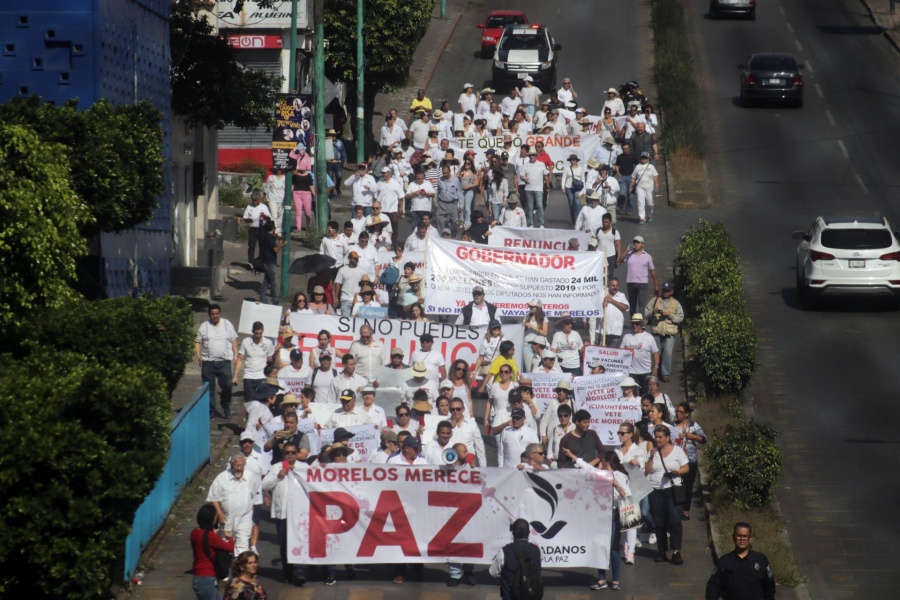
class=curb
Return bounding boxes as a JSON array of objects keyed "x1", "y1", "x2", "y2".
[
  {"x1": 859, "y1": 0, "x2": 900, "y2": 54},
  {"x1": 421, "y1": 10, "x2": 465, "y2": 91}
]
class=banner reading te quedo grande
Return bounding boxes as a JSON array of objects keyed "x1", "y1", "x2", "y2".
[
  {"x1": 449, "y1": 133, "x2": 605, "y2": 173},
  {"x1": 425, "y1": 238, "x2": 605, "y2": 318},
  {"x1": 490, "y1": 226, "x2": 591, "y2": 251},
  {"x1": 574, "y1": 373, "x2": 642, "y2": 448},
  {"x1": 287, "y1": 314, "x2": 524, "y2": 369},
  {"x1": 286, "y1": 465, "x2": 612, "y2": 567}
]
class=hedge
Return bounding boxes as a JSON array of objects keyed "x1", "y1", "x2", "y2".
[{"x1": 707, "y1": 420, "x2": 784, "y2": 508}]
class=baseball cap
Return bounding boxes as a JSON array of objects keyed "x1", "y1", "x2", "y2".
[
  {"x1": 640, "y1": 151, "x2": 650, "y2": 158},
  {"x1": 588, "y1": 357, "x2": 605, "y2": 368},
  {"x1": 510, "y1": 408, "x2": 526, "y2": 419},
  {"x1": 319, "y1": 351, "x2": 332, "y2": 360},
  {"x1": 489, "y1": 318, "x2": 502, "y2": 329},
  {"x1": 541, "y1": 349, "x2": 557, "y2": 359},
  {"x1": 472, "y1": 285, "x2": 485, "y2": 295},
  {"x1": 419, "y1": 333, "x2": 434, "y2": 343},
  {"x1": 289, "y1": 349, "x2": 303, "y2": 361},
  {"x1": 402, "y1": 436, "x2": 422, "y2": 450},
  {"x1": 390, "y1": 347, "x2": 405, "y2": 356},
  {"x1": 633, "y1": 236, "x2": 645, "y2": 243},
  {"x1": 440, "y1": 379, "x2": 453, "y2": 390},
  {"x1": 360, "y1": 385, "x2": 376, "y2": 395},
  {"x1": 339, "y1": 389, "x2": 355, "y2": 401},
  {"x1": 381, "y1": 430, "x2": 399, "y2": 443},
  {"x1": 662, "y1": 281, "x2": 674, "y2": 291}
]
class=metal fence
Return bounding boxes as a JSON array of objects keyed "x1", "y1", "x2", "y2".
[{"x1": 123, "y1": 384, "x2": 211, "y2": 580}]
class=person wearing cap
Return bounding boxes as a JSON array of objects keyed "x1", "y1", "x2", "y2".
[
  {"x1": 207, "y1": 453, "x2": 261, "y2": 557},
  {"x1": 603, "y1": 87, "x2": 626, "y2": 116},
  {"x1": 588, "y1": 358, "x2": 607, "y2": 375},
  {"x1": 498, "y1": 403, "x2": 540, "y2": 468},
  {"x1": 358, "y1": 385, "x2": 387, "y2": 428},
  {"x1": 326, "y1": 386, "x2": 373, "y2": 428},
  {"x1": 405, "y1": 170, "x2": 436, "y2": 229},
  {"x1": 540, "y1": 379, "x2": 575, "y2": 445},
  {"x1": 380, "y1": 113, "x2": 406, "y2": 153},
  {"x1": 521, "y1": 148, "x2": 549, "y2": 228},
  {"x1": 350, "y1": 279, "x2": 382, "y2": 318},
  {"x1": 411, "y1": 333, "x2": 446, "y2": 383},
  {"x1": 333, "y1": 250, "x2": 365, "y2": 317},
  {"x1": 277, "y1": 347, "x2": 312, "y2": 398},
  {"x1": 458, "y1": 83, "x2": 478, "y2": 114},
  {"x1": 401, "y1": 361, "x2": 439, "y2": 406},
  {"x1": 619, "y1": 235, "x2": 659, "y2": 313},
  {"x1": 232, "y1": 321, "x2": 275, "y2": 402},
  {"x1": 551, "y1": 314, "x2": 584, "y2": 376},
  {"x1": 517, "y1": 76, "x2": 541, "y2": 117},
  {"x1": 435, "y1": 164, "x2": 464, "y2": 238},
  {"x1": 526, "y1": 336, "x2": 550, "y2": 371},
  {"x1": 576, "y1": 188, "x2": 609, "y2": 238},
  {"x1": 455, "y1": 285, "x2": 498, "y2": 326},
  {"x1": 409, "y1": 88, "x2": 432, "y2": 117},
  {"x1": 621, "y1": 313, "x2": 660, "y2": 392},
  {"x1": 369, "y1": 429, "x2": 400, "y2": 464},
  {"x1": 532, "y1": 349, "x2": 563, "y2": 375},
  {"x1": 324, "y1": 128, "x2": 348, "y2": 194},
  {"x1": 560, "y1": 154, "x2": 585, "y2": 224},
  {"x1": 329, "y1": 354, "x2": 370, "y2": 406},
  {"x1": 645, "y1": 282, "x2": 684, "y2": 382},
  {"x1": 262, "y1": 441, "x2": 310, "y2": 585},
  {"x1": 386, "y1": 346, "x2": 409, "y2": 370},
  {"x1": 431, "y1": 110, "x2": 453, "y2": 139},
  {"x1": 347, "y1": 230, "x2": 378, "y2": 278},
  {"x1": 388, "y1": 436, "x2": 428, "y2": 468},
  {"x1": 306, "y1": 348, "x2": 338, "y2": 403},
  {"x1": 630, "y1": 148, "x2": 659, "y2": 225},
  {"x1": 407, "y1": 109, "x2": 432, "y2": 150}
]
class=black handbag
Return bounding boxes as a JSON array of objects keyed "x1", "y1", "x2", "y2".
[
  {"x1": 657, "y1": 450, "x2": 687, "y2": 505},
  {"x1": 203, "y1": 530, "x2": 233, "y2": 580}
]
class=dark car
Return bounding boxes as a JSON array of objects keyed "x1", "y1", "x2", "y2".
[
  {"x1": 738, "y1": 53, "x2": 804, "y2": 107},
  {"x1": 477, "y1": 11, "x2": 528, "y2": 58},
  {"x1": 710, "y1": 0, "x2": 756, "y2": 20}
]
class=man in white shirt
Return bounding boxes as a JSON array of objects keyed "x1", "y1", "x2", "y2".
[
  {"x1": 533, "y1": 100, "x2": 550, "y2": 129},
  {"x1": 325, "y1": 388, "x2": 373, "y2": 428},
  {"x1": 346, "y1": 232, "x2": 378, "y2": 276},
  {"x1": 410, "y1": 333, "x2": 446, "y2": 382},
  {"x1": 497, "y1": 193, "x2": 527, "y2": 227},
  {"x1": 575, "y1": 190, "x2": 608, "y2": 236},
  {"x1": 277, "y1": 348, "x2": 312, "y2": 398},
  {"x1": 262, "y1": 442, "x2": 309, "y2": 585},
  {"x1": 500, "y1": 87, "x2": 522, "y2": 118},
  {"x1": 448, "y1": 397, "x2": 487, "y2": 466},
  {"x1": 330, "y1": 355, "x2": 369, "y2": 402},
  {"x1": 195, "y1": 304, "x2": 239, "y2": 418},
  {"x1": 365, "y1": 199, "x2": 394, "y2": 250},
  {"x1": 241, "y1": 193, "x2": 272, "y2": 268},
  {"x1": 346, "y1": 324, "x2": 385, "y2": 383},
  {"x1": 337, "y1": 221, "x2": 358, "y2": 260},
  {"x1": 232, "y1": 321, "x2": 274, "y2": 404},
  {"x1": 401, "y1": 361, "x2": 439, "y2": 406},
  {"x1": 379, "y1": 114, "x2": 406, "y2": 151},
  {"x1": 596, "y1": 213, "x2": 622, "y2": 277},
  {"x1": 600, "y1": 277, "x2": 630, "y2": 347},
  {"x1": 521, "y1": 150, "x2": 549, "y2": 228},
  {"x1": 485, "y1": 102, "x2": 503, "y2": 134},
  {"x1": 499, "y1": 408, "x2": 540, "y2": 467},
  {"x1": 423, "y1": 420, "x2": 455, "y2": 464},
  {"x1": 343, "y1": 163, "x2": 378, "y2": 215},
  {"x1": 557, "y1": 77, "x2": 578, "y2": 105},
  {"x1": 455, "y1": 288, "x2": 496, "y2": 326},
  {"x1": 407, "y1": 110, "x2": 432, "y2": 150},
  {"x1": 388, "y1": 436, "x2": 428, "y2": 466},
  {"x1": 207, "y1": 455, "x2": 260, "y2": 555},
  {"x1": 405, "y1": 171, "x2": 436, "y2": 229},
  {"x1": 306, "y1": 351, "x2": 338, "y2": 403},
  {"x1": 620, "y1": 312, "x2": 660, "y2": 392},
  {"x1": 519, "y1": 77, "x2": 542, "y2": 116},
  {"x1": 375, "y1": 170, "x2": 404, "y2": 239},
  {"x1": 333, "y1": 251, "x2": 364, "y2": 316},
  {"x1": 318, "y1": 220, "x2": 345, "y2": 262}
]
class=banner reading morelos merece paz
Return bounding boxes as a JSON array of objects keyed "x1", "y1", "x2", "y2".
[
  {"x1": 286, "y1": 465, "x2": 612, "y2": 567},
  {"x1": 425, "y1": 238, "x2": 605, "y2": 318}
]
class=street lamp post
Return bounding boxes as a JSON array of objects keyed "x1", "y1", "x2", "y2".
[
  {"x1": 314, "y1": 0, "x2": 328, "y2": 227},
  {"x1": 280, "y1": 0, "x2": 299, "y2": 301},
  {"x1": 356, "y1": 0, "x2": 365, "y2": 163}
]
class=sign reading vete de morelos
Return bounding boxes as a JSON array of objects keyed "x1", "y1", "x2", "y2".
[
  {"x1": 425, "y1": 238, "x2": 605, "y2": 317},
  {"x1": 286, "y1": 465, "x2": 612, "y2": 567}
]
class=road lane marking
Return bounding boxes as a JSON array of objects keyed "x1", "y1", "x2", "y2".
[
  {"x1": 795, "y1": 40, "x2": 804, "y2": 51},
  {"x1": 837, "y1": 140, "x2": 849, "y2": 159},
  {"x1": 825, "y1": 110, "x2": 836, "y2": 127},
  {"x1": 787, "y1": 23, "x2": 794, "y2": 33},
  {"x1": 855, "y1": 174, "x2": 868, "y2": 193},
  {"x1": 815, "y1": 83, "x2": 824, "y2": 98},
  {"x1": 806, "y1": 60, "x2": 813, "y2": 73},
  {"x1": 780, "y1": 6, "x2": 786, "y2": 14}
]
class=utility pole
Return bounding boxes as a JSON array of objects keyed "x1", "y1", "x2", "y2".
[
  {"x1": 356, "y1": 0, "x2": 365, "y2": 163},
  {"x1": 314, "y1": 0, "x2": 328, "y2": 227},
  {"x1": 441, "y1": 0, "x2": 446, "y2": 19},
  {"x1": 280, "y1": 0, "x2": 299, "y2": 301}
]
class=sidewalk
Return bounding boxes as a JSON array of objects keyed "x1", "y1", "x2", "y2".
[{"x1": 860, "y1": 0, "x2": 900, "y2": 53}]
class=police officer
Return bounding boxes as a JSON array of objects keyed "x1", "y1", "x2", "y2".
[{"x1": 706, "y1": 522, "x2": 776, "y2": 600}]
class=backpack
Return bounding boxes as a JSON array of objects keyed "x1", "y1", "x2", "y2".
[
  {"x1": 310, "y1": 367, "x2": 338, "y2": 385},
  {"x1": 202, "y1": 530, "x2": 233, "y2": 580},
  {"x1": 380, "y1": 262, "x2": 400, "y2": 286},
  {"x1": 510, "y1": 543, "x2": 543, "y2": 600}
]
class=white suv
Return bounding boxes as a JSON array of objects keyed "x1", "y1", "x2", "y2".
[{"x1": 793, "y1": 216, "x2": 900, "y2": 308}]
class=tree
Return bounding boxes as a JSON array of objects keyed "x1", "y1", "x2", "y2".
[
  {"x1": 0, "y1": 97, "x2": 164, "y2": 235},
  {"x1": 324, "y1": 0, "x2": 435, "y2": 149},
  {"x1": 0, "y1": 351, "x2": 171, "y2": 598},
  {"x1": 171, "y1": 0, "x2": 283, "y2": 130},
  {"x1": 0, "y1": 125, "x2": 93, "y2": 339}
]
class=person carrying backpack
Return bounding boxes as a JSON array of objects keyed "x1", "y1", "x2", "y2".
[{"x1": 489, "y1": 518, "x2": 543, "y2": 600}]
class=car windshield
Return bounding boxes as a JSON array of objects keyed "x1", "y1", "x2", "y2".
[
  {"x1": 487, "y1": 16, "x2": 526, "y2": 28},
  {"x1": 821, "y1": 229, "x2": 892, "y2": 250},
  {"x1": 499, "y1": 32, "x2": 546, "y2": 51},
  {"x1": 751, "y1": 56, "x2": 797, "y2": 71}
]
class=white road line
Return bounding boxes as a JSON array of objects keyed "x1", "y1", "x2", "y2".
[
  {"x1": 837, "y1": 140, "x2": 849, "y2": 159},
  {"x1": 805, "y1": 60, "x2": 813, "y2": 73},
  {"x1": 855, "y1": 174, "x2": 868, "y2": 194},
  {"x1": 787, "y1": 23, "x2": 794, "y2": 33},
  {"x1": 795, "y1": 40, "x2": 804, "y2": 51},
  {"x1": 825, "y1": 110, "x2": 836, "y2": 127},
  {"x1": 815, "y1": 83, "x2": 824, "y2": 98}
]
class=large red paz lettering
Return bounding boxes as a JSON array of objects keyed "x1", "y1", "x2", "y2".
[
  {"x1": 309, "y1": 491, "x2": 359, "y2": 558},
  {"x1": 427, "y1": 492, "x2": 483, "y2": 557},
  {"x1": 357, "y1": 491, "x2": 420, "y2": 557}
]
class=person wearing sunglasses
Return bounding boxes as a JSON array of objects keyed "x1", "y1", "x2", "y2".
[
  {"x1": 498, "y1": 407, "x2": 539, "y2": 468},
  {"x1": 262, "y1": 442, "x2": 310, "y2": 586},
  {"x1": 615, "y1": 422, "x2": 647, "y2": 563},
  {"x1": 447, "y1": 397, "x2": 486, "y2": 467},
  {"x1": 547, "y1": 405, "x2": 576, "y2": 469},
  {"x1": 516, "y1": 443, "x2": 549, "y2": 472}
]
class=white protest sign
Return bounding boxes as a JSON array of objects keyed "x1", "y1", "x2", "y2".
[
  {"x1": 490, "y1": 226, "x2": 591, "y2": 251},
  {"x1": 298, "y1": 417, "x2": 320, "y2": 454},
  {"x1": 624, "y1": 463, "x2": 653, "y2": 502},
  {"x1": 421, "y1": 413, "x2": 447, "y2": 444},
  {"x1": 286, "y1": 314, "x2": 524, "y2": 371},
  {"x1": 454, "y1": 133, "x2": 606, "y2": 173},
  {"x1": 573, "y1": 373, "x2": 640, "y2": 448},
  {"x1": 286, "y1": 466, "x2": 611, "y2": 567},
  {"x1": 318, "y1": 424, "x2": 380, "y2": 462},
  {"x1": 523, "y1": 372, "x2": 573, "y2": 416},
  {"x1": 238, "y1": 300, "x2": 283, "y2": 336},
  {"x1": 425, "y1": 238, "x2": 605, "y2": 318},
  {"x1": 308, "y1": 402, "x2": 341, "y2": 427},
  {"x1": 582, "y1": 345, "x2": 633, "y2": 375},
  {"x1": 279, "y1": 375, "x2": 308, "y2": 398}
]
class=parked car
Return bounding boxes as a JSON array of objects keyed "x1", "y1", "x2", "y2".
[
  {"x1": 491, "y1": 25, "x2": 561, "y2": 91},
  {"x1": 739, "y1": 53, "x2": 804, "y2": 107},
  {"x1": 477, "y1": 11, "x2": 528, "y2": 58},
  {"x1": 793, "y1": 216, "x2": 900, "y2": 308},
  {"x1": 710, "y1": 0, "x2": 756, "y2": 19}
]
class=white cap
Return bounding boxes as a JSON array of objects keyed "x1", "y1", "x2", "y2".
[
  {"x1": 522, "y1": 75, "x2": 534, "y2": 82},
  {"x1": 381, "y1": 166, "x2": 391, "y2": 173},
  {"x1": 440, "y1": 379, "x2": 453, "y2": 390}
]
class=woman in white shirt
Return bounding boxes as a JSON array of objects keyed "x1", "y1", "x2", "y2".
[
  {"x1": 458, "y1": 84, "x2": 478, "y2": 114},
  {"x1": 547, "y1": 405, "x2": 576, "y2": 469},
  {"x1": 646, "y1": 376, "x2": 676, "y2": 415},
  {"x1": 483, "y1": 168, "x2": 508, "y2": 220},
  {"x1": 561, "y1": 155, "x2": 586, "y2": 225},
  {"x1": 616, "y1": 422, "x2": 647, "y2": 563},
  {"x1": 645, "y1": 427, "x2": 689, "y2": 564},
  {"x1": 539, "y1": 380, "x2": 574, "y2": 445},
  {"x1": 449, "y1": 359, "x2": 474, "y2": 417},
  {"x1": 309, "y1": 330, "x2": 335, "y2": 369},
  {"x1": 350, "y1": 287, "x2": 381, "y2": 317},
  {"x1": 473, "y1": 324, "x2": 504, "y2": 383},
  {"x1": 551, "y1": 315, "x2": 584, "y2": 376}
]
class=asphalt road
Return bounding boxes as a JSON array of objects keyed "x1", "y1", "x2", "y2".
[{"x1": 680, "y1": 0, "x2": 900, "y2": 597}]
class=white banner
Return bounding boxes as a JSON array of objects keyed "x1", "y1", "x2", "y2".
[
  {"x1": 452, "y1": 134, "x2": 606, "y2": 173},
  {"x1": 573, "y1": 374, "x2": 641, "y2": 448},
  {"x1": 318, "y1": 424, "x2": 380, "y2": 462},
  {"x1": 238, "y1": 300, "x2": 282, "y2": 336},
  {"x1": 425, "y1": 238, "x2": 605, "y2": 318},
  {"x1": 490, "y1": 226, "x2": 591, "y2": 251},
  {"x1": 582, "y1": 345, "x2": 634, "y2": 375},
  {"x1": 286, "y1": 465, "x2": 611, "y2": 567},
  {"x1": 522, "y1": 372, "x2": 573, "y2": 416}
]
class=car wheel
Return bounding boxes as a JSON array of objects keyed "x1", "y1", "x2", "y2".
[
  {"x1": 796, "y1": 274, "x2": 815, "y2": 309},
  {"x1": 709, "y1": 4, "x2": 717, "y2": 18},
  {"x1": 748, "y1": 7, "x2": 756, "y2": 20},
  {"x1": 481, "y1": 48, "x2": 493, "y2": 59},
  {"x1": 740, "y1": 89, "x2": 751, "y2": 108}
]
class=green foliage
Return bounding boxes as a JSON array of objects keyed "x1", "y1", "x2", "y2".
[
  {"x1": 0, "y1": 351, "x2": 170, "y2": 598},
  {"x1": 171, "y1": 1, "x2": 283, "y2": 129},
  {"x1": 0, "y1": 125, "x2": 92, "y2": 339},
  {"x1": 299, "y1": 224, "x2": 329, "y2": 251},
  {"x1": 652, "y1": 0, "x2": 707, "y2": 158},
  {"x1": 27, "y1": 296, "x2": 195, "y2": 394},
  {"x1": 707, "y1": 420, "x2": 783, "y2": 508},
  {"x1": 674, "y1": 220, "x2": 743, "y2": 311},
  {"x1": 219, "y1": 181, "x2": 249, "y2": 209},
  {"x1": 690, "y1": 306, "x2": 759, "y2": 394},
  {"x1": 0, "y1": 97, "x2": 164, "y2": 235}
]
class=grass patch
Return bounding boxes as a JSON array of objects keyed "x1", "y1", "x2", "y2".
[
  {"x1": 298, "y1": 224, "x2": 328, "y2": 251},
  {"x1": 219, "y1": 181, "x2": 249, "y2": 209}
]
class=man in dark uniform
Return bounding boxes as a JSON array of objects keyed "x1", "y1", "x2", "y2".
[
  {"x1": 489, "y1": 518, "x2": 542, "y2": 600},
  {"x1": 706, "y1": 522, "x2": 776, "y2": 600}
]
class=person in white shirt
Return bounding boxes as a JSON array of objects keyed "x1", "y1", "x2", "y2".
[
  {"x1": 387, "y1": 436, "x2": 428, "y2": 465},
  {"x1": 521, "y1": 150, "x2": 549, "y2": 228},
  {"x1": 337, "y1": 221, "x2": 358, "y2": 260},
  {"x1": 277, "y1": 349, "x2": 312, "y2": 397},
  {"x1": 498, "y1": 407, "x2": 539, "y2": 467},
  {"x1": 408, "y1": 110, "x2": 432, "y2": 150},
  {"x1": 477, "y1": 88, "x2": 494, "y2": 116},
  {"x1": 630, "y1": 152, "x2": 659, "y2": 225},
  {"x1": 551, "y1": 314, "x2": 584, "y2": 375},
  {"x1": 405, "y1": 171, "x2": 436, "y2": 229},
  {"x1": 333, "y1": 252, "x2": 364, "y2": 316},
  {"x1": 351, "y1": 286, "x2": 381, "y2": 318},
  {"x1": 369, "y1": 429, "x2": 400, "y2": 464},
  {"x1": 359, "y1": 386, "x2": 387, "y2": 428},
  {"x1": 345, "y1": 324, "x2": 385, "y2": 382},
  {"x1": 375, "y1": 169, "x2": 403, "y2": 233},
  {"x1": 484, "y1": 102, "x2": 504, "y2": 133},
  {"x1": 380, "y1": 114, "x2": 406, "y2": 151},
  {"x1": 603, "y1": 88, "x2": 626, "y2": 116},
  {"x1": 423, "y1": 421, "x2": 455, "y2": 464},
  {"x1": 329, "y1": 355, "x2": 369, "y2": 402},
  {"x1": 343, "y1": 163, "x2": 378, "y2": 215},
  {"x1": 591, "y1": 163, "x2": 621, "y2": 224},
  {"x1": 447, "y1": 397, "x2": 487, "y2": 467},
  {"x1": 207, "y1": 455, "x2": 261, "y2": 555},
  {"x1": 519, "y1": 77, "x2": 542, "y2": 116},
  {"x1": 262, "y1": 442, "x2": 309, "y2": 584},
  {"x1": 364, "y1": 201, "x2": 394, "y2": 250},
  {"x1": 404, "y1": 222, "x2": 430, "y2": 252},
  {"x1": 532, "y1": 349, "x2": 563, "y2": 374},
  {"x1": 349, "y1": 205, "x2": 367, "y2": 237},
  {"x1": 496, "y1": 193, "x2": 526, "y2": 227},
  {"x1": 410, "y1": 333, "x2": 446, "y2": 382},
  {"x1": 547, "y1": 405, "x2": 576, "y2": 468},
  {"x1": 596, "y1": 213, "x2": 623, "y2": 276},
  {"x1": 557, "y1": 77, "x2": 577, "y2": 104},
  {"x1": 576, "y1": 190, "x2": 608, "y2": 235},
  {"x1": 500, "y1": 87, "x2": 522, "y2": 118},
  {"x1": 539, "y1": 380, "x2": 575, "y2": 445},
  {"x1": 620, "y1": 313, "x2": 660, "y2": 390},
  {"x1": 458, "y1": 83, "x2": 478, "y2": 114},
  {"x1": 306, "y1": 351, "x2": 337, "y2": 403},
  {"x1": 233, "y1": 322, "x2": 274, "y2": 397},
  {"x1": 318, "y1": 220, "x2": 345, "y2": 262},
  {"x1": 401, "y1": 362, "x2": 440, "y2": 406},
  {"x1": 346, "y1": 232, "x2": 378, "y2": 276},
  {"x1": 241, "y1": 193, "x2": 272, "y2": 268},
  {"x1": 325, "y1": 388, "x2": 373, "y2": 428}
]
